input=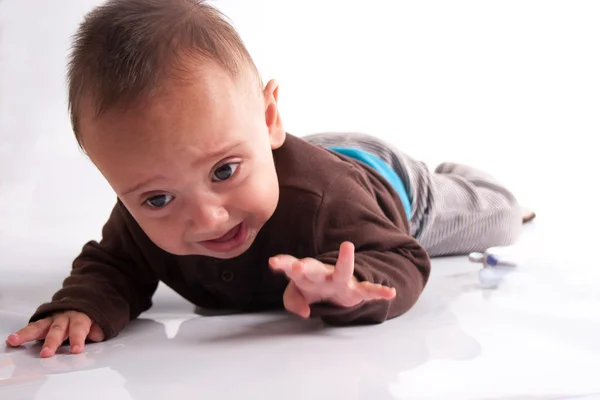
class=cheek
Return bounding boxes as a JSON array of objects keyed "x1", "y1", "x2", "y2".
[
  {"x1": 235, "y1": 163, "x2": 279, "y2": 218},
  {"x1": 131, "y1": 214, "x2": 187, "y2": 255}
]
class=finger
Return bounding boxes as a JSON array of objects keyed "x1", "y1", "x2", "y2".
[
  {"x1": 87, "y1": 323, "x2": 105, "y2": 343},
  {"x1": 356, "y1": 281, "x2": 397, "y2": 300},
  {"x1": 68, "y1": 314, "x2": 92, "y2": 354},
  {"x1": 270, "y1": 255, "x2": 306, "y2": 281},
  {"x1": 269, "y1": 254, "x2": 299, "y2": 275},
  {"x1": 40, "y1": 316, "x2": 70, "y2": 358},
  {"x1": 333, "y1": 241, "x2": 355, "y2": 283},
  {"x1": 341, "y1": 286, "x2": 394, "y2": 307},
  {"x1": 296, "y1": 258, "x2": 329, "y2": 283},
  {"x1": 283, "y1": 282, "x2": 311, "y2": 319},
  {"x1": 6, "y1": 318, "x2": 53, "y2": 347}
]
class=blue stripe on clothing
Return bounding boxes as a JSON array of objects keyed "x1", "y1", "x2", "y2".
[{"x1": 328, "y1": 147, "x2": 412, "y2": 217}]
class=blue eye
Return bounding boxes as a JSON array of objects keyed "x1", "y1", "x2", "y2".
[
  {"x1": 145, "y1": 194, "x2": 174, "y2": 208},
  {"x1": 212, "y1": 162, "x2": 240, "y2": 182}
]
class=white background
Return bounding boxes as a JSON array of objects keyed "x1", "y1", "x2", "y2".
[{"x1": 1, "y1": 0, "x2": 598, "y2": 264}]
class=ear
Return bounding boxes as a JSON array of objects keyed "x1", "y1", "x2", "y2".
[{"x1": 263, "y1": 79, "x2": 286, "y2": 149}]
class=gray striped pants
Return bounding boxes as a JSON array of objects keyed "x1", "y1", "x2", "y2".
[{"x1": 302, "y1": 132, "x2": 523, "y2": 257}]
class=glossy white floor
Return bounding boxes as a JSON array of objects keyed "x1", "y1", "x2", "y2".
[{"x1": 1, "y1": 1, "x2": 599, "y2": 399}]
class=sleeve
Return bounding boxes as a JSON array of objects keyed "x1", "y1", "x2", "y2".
[
  {"x1": 309, "y1": 166, "x2": 431, "y2": 325},
  {"x1": 29, "y1": 201, "x2": 160, "y2": 340}
]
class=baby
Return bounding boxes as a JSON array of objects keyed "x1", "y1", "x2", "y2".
[{"x1": 5, "y1": 0, "x2": 534, "y2": 358}]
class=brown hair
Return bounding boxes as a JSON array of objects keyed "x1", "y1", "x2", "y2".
[{"x1": 67, "y1": 0, "x2": 261, "y2": 147}]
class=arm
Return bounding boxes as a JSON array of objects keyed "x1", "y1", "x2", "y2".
[
  {"x1": 29, "y1": 201, "x2": 160, "y2": 340},
  {"x1": 314, "y1": 166, "x2": 430, "y2": 324},
  {"x1": 271, "y1": 165, "x2": 431, "y2": 325},
  {"x1": 311, "y1": 241, "x2": 429, "y2": 325}
]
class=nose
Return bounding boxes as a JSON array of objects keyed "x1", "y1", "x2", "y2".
[{"x1": 186, "y1": 197, "x2": 229, "y2": 235}]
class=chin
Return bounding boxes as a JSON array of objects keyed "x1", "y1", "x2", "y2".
[{"x1": 205, "y1": 245, "x2": 250, "y2": 259}]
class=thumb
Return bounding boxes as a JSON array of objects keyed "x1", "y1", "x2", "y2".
[
  {"x1": 283, "y1": 281, "x2": 311, "y2": 319},
  {"x1": 87, "y1": 322, "x2": 105, "y2": 342}
]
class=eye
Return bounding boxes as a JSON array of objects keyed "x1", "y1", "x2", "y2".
[
  {"x1": 212, "y1": 162, "x2": 240, "y2": 182},
  {"x1": 144, "y1": 194, "x2": 174, "y2": 208}
]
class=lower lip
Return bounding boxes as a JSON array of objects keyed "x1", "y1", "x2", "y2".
[{"x1": 201, "y1": 222, "x2": 247, "y2": 253}]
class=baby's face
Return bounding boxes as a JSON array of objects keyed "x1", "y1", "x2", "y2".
[{"x1": 79, "y1": 63, "x2": 285, "y2": 258}]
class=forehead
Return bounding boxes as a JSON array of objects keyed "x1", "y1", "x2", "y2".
[{"x1": 79, "y1": 62, "x2": 261, "y2": 161}]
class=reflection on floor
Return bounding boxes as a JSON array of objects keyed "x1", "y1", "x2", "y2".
[{"x1": 2, "y1": 224, "x2": 600, "y2": 400}]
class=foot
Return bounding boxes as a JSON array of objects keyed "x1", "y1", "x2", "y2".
[{"x1": 522, "y1": 207, "x2": 536, "y2": 223}]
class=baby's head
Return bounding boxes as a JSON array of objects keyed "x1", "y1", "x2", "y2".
[{"x1": 69, "y1": 0, "x2": 286, "y2": 259}]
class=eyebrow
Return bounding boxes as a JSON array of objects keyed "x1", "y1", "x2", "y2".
[
  {"x1": 192, "y1": 140, "x2": 244, "y2": 168},
  {"x1": 120, "y1": 175, "x2": 167, "y2": 196},
  {"x1": 119, "y1": 140, "x2": 245, "y2": 196}
]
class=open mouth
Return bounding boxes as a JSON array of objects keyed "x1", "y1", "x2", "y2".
[
  {"x1": 209, "y1": 224, "x2": 242, "y2": 243},
  {"x1": 201, "y1": 222, "x2": 247, "y2": 253}
]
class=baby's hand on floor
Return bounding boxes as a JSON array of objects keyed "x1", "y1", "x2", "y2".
[
  {"x1": 5, "y1": 311, "x2": 104, "y2": 358},
  {"x1": 269, "y1": 241, "x2": 396, "y2": 318}
]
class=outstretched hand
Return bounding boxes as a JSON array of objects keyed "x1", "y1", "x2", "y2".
[{"x1": 269, "y1": 241, "x2": 396, "y2": 318}]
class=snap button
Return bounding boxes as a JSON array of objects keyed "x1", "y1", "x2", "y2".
[{"x1": 221, "y1": 270, "x2": 234, "y2": 282}]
